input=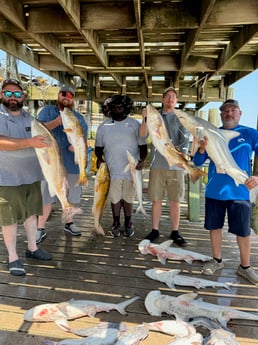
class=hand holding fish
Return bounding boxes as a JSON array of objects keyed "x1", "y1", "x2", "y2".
[
  {"x1": 31, "y1": 135, "x2": 51, "y2": 148},
  {"x1": 135, "y1": 160, "x2": 144, "y2": 170},
  {"x1": 245, "y1": 175, "x2": 258, "y2": 190}
]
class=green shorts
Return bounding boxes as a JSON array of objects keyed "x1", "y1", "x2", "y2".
[
  {"x1": 148, "y1": 168, "x2": 185, "y2": 202},
  {"x1": 109, "y1": 179, "x2": 135, "y2": 204},
  {"x1": 0, "y1": 182, "x2": 42, "y2": 226}
]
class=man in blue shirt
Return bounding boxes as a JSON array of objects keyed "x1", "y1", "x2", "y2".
[
  {"x1": 193, "y1": 99, "x2": 258, "y2": 285},
  {"x1": 37, "y1": 85, "x2": 88, "y2": 242}
]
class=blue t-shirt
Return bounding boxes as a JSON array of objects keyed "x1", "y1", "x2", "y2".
[
  {"x1": 193, "y1": 125, "x2": 258, "y2": 200},
  {"x1": 38, "y1": 105, "x2": 88, "y2": 174}
]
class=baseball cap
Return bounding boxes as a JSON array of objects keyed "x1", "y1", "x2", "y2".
[
  {"x1": 219, "y1": 99, "x2": 240, "y2": 111},
  {"x1": 163, "y1": 86, "x2": 177, "y2": 97},
  {"x1": 1, "y1": 78, "x2": 23, "y2": 91},
  {"x1": 59, "y1": 85, "x2": 75, "y2": 96}
]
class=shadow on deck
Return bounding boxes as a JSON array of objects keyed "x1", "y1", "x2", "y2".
[{"x1": 0, "y1": 172, "x2": 258, "y2": 344}]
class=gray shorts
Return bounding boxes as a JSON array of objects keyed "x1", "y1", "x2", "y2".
[
  {"x1": 109, "y1": 179, "x2": 135, "y2": 204},
  {"x1": 148, "y1": 168, "x2": 185, "y2": 202},
  {"x1": 41, "y1": 174, "x2": 82, "y2": 205},
  {"x1": 0, "y1": 182, "x2": 42, "y2": 225}
]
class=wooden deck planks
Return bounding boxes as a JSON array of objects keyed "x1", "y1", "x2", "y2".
[{"x1": 0, "y1": 172, "x2": 258, "y2": 343}]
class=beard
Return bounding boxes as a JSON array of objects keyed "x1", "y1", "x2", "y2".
[{"x1": 3, "y1": 99, "x2": 24, "y2": 111}]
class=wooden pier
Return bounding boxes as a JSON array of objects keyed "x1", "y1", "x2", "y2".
[{"x1": 0, "y1": 172, "x2": 258, "y2": 344}]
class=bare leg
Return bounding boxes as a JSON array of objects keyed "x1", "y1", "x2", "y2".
[
  {"x1": 2, "y1": 223, "x2": 18, "y2": 263},
  {"x1": 38, "y1": 203, "x2": 52, "y2": 228},
  {"x1": 169, "y1": 201, "x2": 180, "y2": 230},
  {"x1": 237, "y1": 235, "x2": 251, "y2": 267},
  {"x1": 24, "y1": 215, "x2": 38, "y2": 252},
  {"x1": 152, "y1": 200, "x2": 162, "y2": 229},
  {"x1": 210, "y1": 229, "x2": 223, "y2": 259}
]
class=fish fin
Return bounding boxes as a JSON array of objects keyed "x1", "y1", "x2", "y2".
[
  {"x1": 178, "y1": 292, "x2": 197, "y2": 302},
  {"x1": 157, "y1": 254, "x2": 167, "y2": 265},
  {"x1": 116, "y1": 296, "x2": 140, "y2": 315},
  {"x1": 55, "y1": 319, "x2": 71, "y2": 332},
  {"x1": 219, "y1": 129, "x2": 240, "y2": 143},
  {"x1": 189, "y1": 167, "x2": 206, "y2": 183},
  {"x1": 159, "y1": 240, "x2": 173, "y2": 248},
  {"x1": 124, "y1": 163, "x2": 130, "y2": 173}
]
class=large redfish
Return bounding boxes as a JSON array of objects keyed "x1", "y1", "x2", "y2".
[
  {"x1": 146, "y1": 104, "x2": 206, "y2": 183},
  {"x1": 31, "y1": 119, "x2": 82, "y2": 223},
  {"x1": 92, "y1": 162, "x2": 110, "y2": 235},
  {"x1": 60, "y1": 107, "x2": 88, "y2": 186}
]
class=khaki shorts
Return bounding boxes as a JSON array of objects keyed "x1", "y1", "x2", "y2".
[
  {"x1": 109, "y1": 179, "x2": 135, "y2": 204},
  {"x1": 148, "y1": 169, "x2": 185, "y2": 202},
  {"x1": 0, "y1": 182, "x2": 42, "y2": 226}
]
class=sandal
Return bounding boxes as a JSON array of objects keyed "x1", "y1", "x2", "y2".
[
  {"x1": 170, "y1": 231, "x2": 187, "y2": 247},
  {"x1": 8, "y1": 259, "x2": 26, "y2": 276}
]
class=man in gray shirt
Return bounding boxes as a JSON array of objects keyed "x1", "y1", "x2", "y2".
[{"x1": 0, "y1": 78, "x2": 52, "y2": 276}]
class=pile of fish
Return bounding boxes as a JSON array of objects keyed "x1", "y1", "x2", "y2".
[
  {"x1": 146, "y1": 104, "x2": 206, "y2": 183},
  {"x1": 145, "y1": 268, "x2": 232, "y2": 290},
  {"x1": 138, "y1": 239, "x2": 212, "y2": 264},
  {"x1": 60, "y1": 107, "x2": 88, "y2": 187},
  {"x1": 92, "y1": 162, "x2": 110, "y2": 235},
  {"x1": 31, "y1": 119, "x2": 82, "y2": 223},
  {"x1": 125, "y1": 150, "x2": 147, "y2": 217}
]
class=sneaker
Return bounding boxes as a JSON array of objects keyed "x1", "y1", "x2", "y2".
[
  {"x1": 170, "y1": 231, "x2": 187, "y2": 247},
  {"x1": 64, "y1": 223, "x2": 81, "y2": 236},
  {"x1": 25, "y1": 248, "x2": 52, "y2": 260},
  {"x1": 8, "y1": 259, "x2": 26, "y2": 276},
  {"x1": 36, "y1": 228, "x2": 47, "y2": 244},
  {"x1": 145, "y1": 229, "x2": 159, "y2": 242},
  {"x1": 110, "y1": 225, "x2": 121, "y2": 238},
  {"x1": 125, "y1": 224, "x2": 134, "y2": 237},
  {"x1": 202, "y1": 258, "x2": 224, "y2": 275},
  {"x1": 237, "y1": 265, "x2": 258, "y2": 285}
]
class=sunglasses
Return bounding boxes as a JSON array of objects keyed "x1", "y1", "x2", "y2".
[
  {"x1": 60, "y1": 91, "x2": 74, "y2": 99},
  {"x1": 3, "y1": 90, "x2": 23, "y2": 98}
]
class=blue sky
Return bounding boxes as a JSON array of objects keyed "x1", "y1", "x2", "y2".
[{"x1": 0, "y1": 49, "x2": 257, "y2": 128}]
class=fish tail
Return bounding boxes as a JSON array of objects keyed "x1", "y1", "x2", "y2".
[
  {"x1": 77, "y1": 173, "x2": 89, "y2": 187},
  {"x1": 62, "y1": 206, "x2": 83, "y2": 223},
  {"x1": 93, "y1": 224, "x2": 105, "y2": 236},
  {"x1": 136, "y1": 205, "x2": 147, "y2": 217},
  {"x1": 190, "y1": 167, "x2": 206, "y2": 183},
  {"x1": 115, "y1": 296, "x2": 140, "y2": 315}
]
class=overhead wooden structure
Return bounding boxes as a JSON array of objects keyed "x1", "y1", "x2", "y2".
[{"x1": 0, "y1": 0, "x2": 257, "y2": 108}]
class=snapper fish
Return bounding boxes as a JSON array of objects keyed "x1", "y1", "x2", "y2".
[
  {"x1": 124, "y1": 150, "x2": 147, "y2": 217},
  {"x1": 42, "y1": 328, "x2": 119, "y2": 345},
  {"x1": 145, "y1": 290, "x2": 258, "y2": 328},
  {"x1": 146, "y1": 104, "x2": 206, "y2": 183},
  {"x1": 60, "y1": 107, "x2": 88, "y2": 187},
  {"x1": 31, "y1": 119, "x2": 82, "y2": 223},
  {"x1": 138, "y1": 239, "x2": 212, "y2": 265},
  {"x1": 145, "y1": 268, "x2": 231, "y2": 290},
  {"x1": 92, "y1": 162, "x2": 110, "y2": 235},
  {"x1": 24, "y1": 296, "x2": 139, "y2": 322}
]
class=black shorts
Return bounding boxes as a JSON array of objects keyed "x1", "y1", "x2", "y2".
[{"x1": 204, "y1": 197, "x2": 251, "y2": 237}]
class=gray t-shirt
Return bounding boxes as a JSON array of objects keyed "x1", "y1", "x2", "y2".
[
  {"x1": 95, "y1": 116, "x2": 146, "y2": 180},
  {"x1": 0, "y1": 105, "x2": 43, "y2": 186}
]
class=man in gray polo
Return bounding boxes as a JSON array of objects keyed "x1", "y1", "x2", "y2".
[{"x1": 0, "y1": 78, "x2": 52, "y2": 276}]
